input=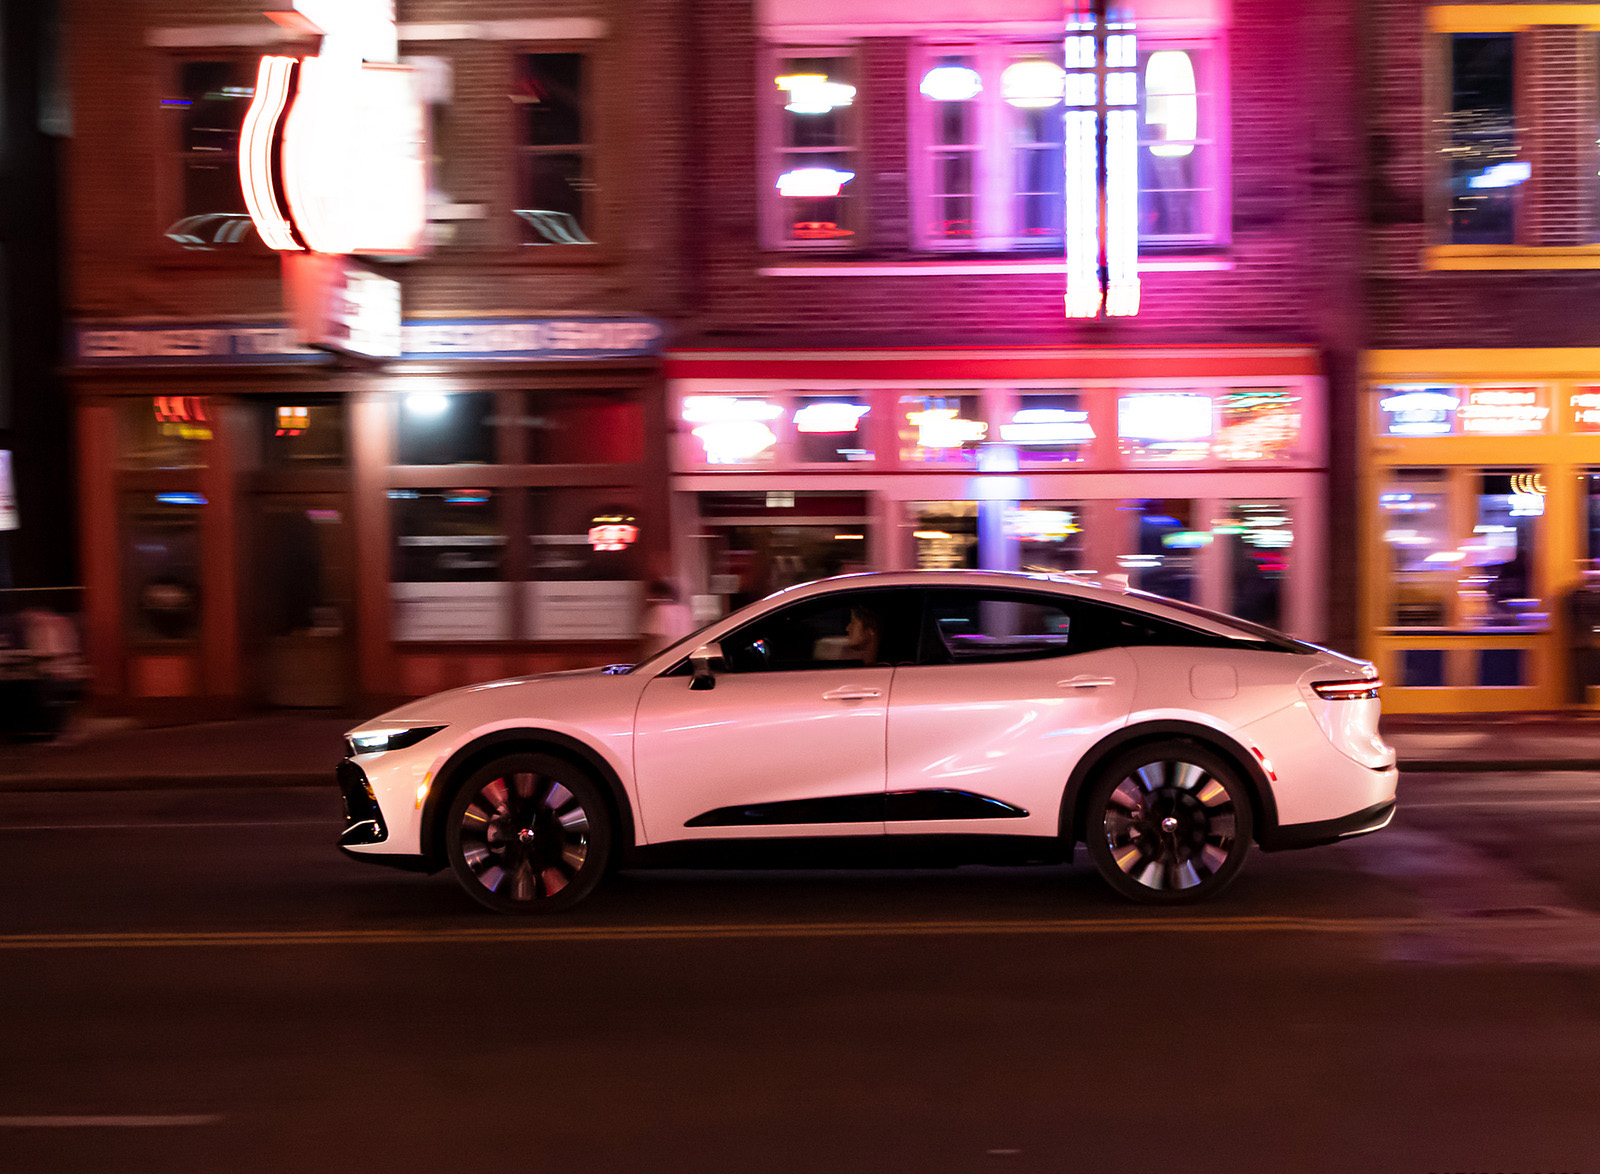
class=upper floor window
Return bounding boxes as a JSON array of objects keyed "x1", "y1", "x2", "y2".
[
  {"x1": 912, "y1": 38, "x2": 1224, "y2": 252},
  {"x1": 165, "y1": 59, "x2": 261, "y2": 251},
  {"x1": 512, "y1": 53, "x2": 597, "y2": 247},
  {"x1": 1445, "y1": 32, "x2": 1518, "y2": 245},
  {"x1": 770, "y1": 51, "x2": 860, "y2": 245}
]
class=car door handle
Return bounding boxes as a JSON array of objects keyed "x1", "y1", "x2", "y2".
[
  {"x1": 822, "y1": 686, "x2": 883, "y2": 701},
  {"x1": 1058, "y1": 676, "x2": 1117, "y2": 689}
]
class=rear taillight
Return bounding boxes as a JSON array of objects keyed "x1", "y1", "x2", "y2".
[{"x1": 1312, "y1": 679, "x2": 1382, "y2": 701}]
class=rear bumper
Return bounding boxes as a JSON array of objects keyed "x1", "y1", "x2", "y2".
[{"x1": 1258, "y1": 797, "x2": 1397, "y2": 853}]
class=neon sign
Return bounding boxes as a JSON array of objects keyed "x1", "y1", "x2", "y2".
[
  {"x1": 775, "y1": 74, "x2": 856, "y2": 114},
  {"x1": 1379, "y1": 387, "x2": 1459, "y2": 436},
  {"x1": 909, "y1": 408, "x2": 987, "y2": 450},
  {"x1": 777, "y1": 168, "x2": 855, "y2": 198},
  {"x1": 1458, "y1": 387, "x2": 1550, "y2": 435},
  {"x1": 794, "y1": 402, "x2": 869, "y2": 434},
  {"x1": 588, "y1": 515, "x2": 639, "y2": 552},
  {"x1": 1065, "y1": 6, "x2": 1139, "y2": 318},
  {"x1": 239, "y1": 1, "x2": 427, "y2": 256},
  {"x1": 999, "y1": 408, "x2": 1095, "y2": 445}
]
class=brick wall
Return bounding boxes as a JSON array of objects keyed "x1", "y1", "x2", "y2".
[
  {"x1": 64, "y1": 0, "x2": 686, "y2": 325},
  {"x1": 1367, "y1": 0, "x2": 1600, "y2": 347}
]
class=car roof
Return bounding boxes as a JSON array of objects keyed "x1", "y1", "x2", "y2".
[{"x1": 760, "y1": 570, "x2": 1251, "y2": 640}]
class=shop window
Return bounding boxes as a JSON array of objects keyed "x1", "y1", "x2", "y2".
[
  {"x1": 1117, "y1": 391, "x2": 1212, "y2": 463},
  {"x1": 1377, "y1": 384, "x2": 1460, "y2": 437},
  {"x1": 1381, "y1": 469, "x2": 1452, "y2": 627},
  {"x1": 165, "y1": 58, "x2": 260, "y2": 251},
  {"x1": 389, "y1": 488, "x2": 508, "y2": 641},
  {"x1": 1401, "y1": 648, "x2": 1447, "y2": 688},
  {"x1": 683, "y1": 395, "x2": 785, "y2": 467},
  {"x1": 1465, "y1": 471, "x2": 1543, "y2": 630},
  {"x1": 700, "y1": 492, "x2": 871, "y2": 610},
  {"x1": 1002, "y1": 393, "x2": 1092, "y2": 464},
  {"x1": 1445, "y1": 33, "x2": 1518, "y2": 245},
  {"x1": 772, "y1": 51, "x2": 859, "y2": 246},
  {"x1": 512, "y1": 53, "x2": 597, "y2": 247},
  {"x1": 121, "y1": 397, "x2": 213, "y2": 470},
  {"x1": 1120, "y1": 499, "x2": 1198, "y2": 602},
  {"x1": 910, "y1": 501, "x2": 979, "y2": 570},
  {"x1": 394, "y1": 391, "x2": 495, "y2": 466},
  {"x1": 523, "y1": 390, "x2": 643, "y2": 465},
  {"x1": 1218, "y1": 501, "x2": 1292, "y2": 629},
  {"x1": 124, "y1": 496, "x2": 203, "y2": 643},
  {"x1": 909, "y1": 39, "x2": 1224, "y2": 251},
  {"x1": 1478, "y1": 647, "x2": 1525, "y2": 687},
  {"x1": 1007, "y1": 501, "x2": 1086, "y2": 576},
  {"x1": 1213, "y1": 389, "x2": 1301, "y2": 462},
  {"x1": 525, "y1": 488, "x2": 643, "y2": 639},
  {"x1": 261, "y1": 400, "x2": 346, "y2": 468},
  {"x1": 899, "y1": 394, "x2": 986, "y2": 467},
  {"x1": 794, "y1": 395, "x2": 873, "y2": 464}
]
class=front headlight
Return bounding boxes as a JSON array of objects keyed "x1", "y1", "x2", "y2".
[{"x1": 345, "y1": 725, "x2": 445, "y2": 757}]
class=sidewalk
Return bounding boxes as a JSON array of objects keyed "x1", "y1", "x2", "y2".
[{"x1": 3, "y1": 710, "x2": 1600, "y2": 792}]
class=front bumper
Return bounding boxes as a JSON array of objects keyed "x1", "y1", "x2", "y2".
[{"x1": 336, "y1": 759, "x2": 433, "y2": 872}]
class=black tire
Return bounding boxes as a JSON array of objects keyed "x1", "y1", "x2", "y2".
[
  {"x1": 1082, "y1": 739, "x2": 1253, "y2": 905},
  {"x1": 444, "y1": 753, "x2": 613, "y2": 914}
]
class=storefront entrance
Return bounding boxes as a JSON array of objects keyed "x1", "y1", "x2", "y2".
[{"x1": 249, "y1": 493, "x2": 354, "y2": 707}]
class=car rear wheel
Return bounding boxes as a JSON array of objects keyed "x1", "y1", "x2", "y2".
[
  {"x1": 1083, "y1": 740, "x2": 1253, "y2": 904},
  {"x1": 444, "y1": 753, "x2": 612, "y2": 914}
]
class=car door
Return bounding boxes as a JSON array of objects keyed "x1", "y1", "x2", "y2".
[
  {"x1": 885, "y1": 588, "x2": 1137, "y2": 839},
  {"x1": 632, "y1": 587, "x2": 918, "y2": 842}
]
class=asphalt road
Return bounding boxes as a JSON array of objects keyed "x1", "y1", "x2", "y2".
[{"x1": 2, "y1": 773, "x2": 1598, "y2": 1173}]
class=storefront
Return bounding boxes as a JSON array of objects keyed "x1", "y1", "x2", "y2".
[
  {"x1": 72, "y1": 318, "x2": 665, "y2": 713},
  {"x1": 1364, "y1": 349, "x2": 1600, "y2": 713},
  {"x1": 663, "y1": 346, "x2": 1327, "y2": 640}
]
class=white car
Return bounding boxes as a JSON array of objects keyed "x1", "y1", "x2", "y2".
[{"x1": 337, "y1": 571, "x2": 1397, "y2": 911}]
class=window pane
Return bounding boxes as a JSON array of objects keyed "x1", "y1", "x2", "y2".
[
  {"x1": 1466, "y1": 471, "x2": 1544, "y2": 630},
  {"x1": 777, "y1": 54, "x2": 857, "y2": 243},
  {"x1": 1381, "y1": 470, "x2": 1451, "y2": 627},
  {"x1": 124, "y1": 496, "x2": 203, "y2": 642},
  {"x1": 1008, "y1": 55, "x2": 1065, "y2": 248},
  {"x1": 1121, "y1": 499, "x2": 1198, "y2": 602},
  {"x1": 395, "y1": 391, "x2": 495, "y2": 466},
  {"x1": 1002, "y1": 392, "x2": 1092, "y2": 464},
  {"x1": 1118, "y1": 391, "x2": 1213, "y2": 463},
  {"x1": 925, "y1": 590, "x2": 1076, "y2": 663},
  {"x1": 514, "y1": 54, "x2": 594, "y2": 246},
  {"x1": 1219, "y1": 501, "x2": 1292, "y2": 628},
  {"x1": 121, "y1": 397, "x2": 212, "y2": 470},
  {"x1": 1138, "y1": 47, "x2": 1215, "y2": 243},
  {"x1": 260, "y1": 400, "x2": 346, "y2": 468},
  {"x1": 1447, "y1": 33, "x2": 1518, "y2": 245},
  {"x1": 169, "y1": 60, "x2": 257, "y2": 250},
  {"x1": 900, "y1": 393, "x2": 986, "y2": 466},
  {"x1": 389, "y1": 488, "x2": 508, "y2": 641},
  {"x1": 523, "y1": 390, "x2": 643, "y2": 464},
  {"x1": 1008, "y1": 501, "x2": 1086, "y2": 574},
  {"x1": 682, "y1": 395, "x2": 784, "y2": 466},
  {"x1": 794, "y1": 395, "x2": 873, "y2": 463},
  {"x1": 722, "y1": 590, "x2": 906, "y2": 671},
  {"x1": 910, "y1": 501, "x2": 979, "y2": 569},
  {"x1": 700, "y1": 491, "x2": 871, "y2": 609},
  {"x1": 525, "y1": 488, "x2": 643, "y2": 639},
  {"x1": 1213, "y1": 388, "x2": 1302, "y2": 462}
]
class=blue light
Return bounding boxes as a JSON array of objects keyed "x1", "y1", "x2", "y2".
[
  {"x1": 1468, "y1": 161, "x2": 1531, "y2": 189},
  {"x1": 156, "y1": 492, "x2": 208, "y2": 506}
]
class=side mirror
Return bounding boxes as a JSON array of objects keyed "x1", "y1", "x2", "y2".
[{"x1": 689, "y1": 641, "x2": 723, "y2": 691}]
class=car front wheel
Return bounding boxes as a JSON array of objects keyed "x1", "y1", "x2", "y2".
[
  {"x1": 444, "y1": 753, "x2": 613, "y2": 914},
  {"x1": 1083, "y1": 740, "x2": 1253, "y2": 904}
]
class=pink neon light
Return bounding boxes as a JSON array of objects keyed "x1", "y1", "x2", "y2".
[{"x1": 239, "y1": 56, "x2": 302, "y2": 252}]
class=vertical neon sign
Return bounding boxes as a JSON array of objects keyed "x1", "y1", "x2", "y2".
[{"x1": 1064, "y1": 2, "x2": 1139, "y2": 319}]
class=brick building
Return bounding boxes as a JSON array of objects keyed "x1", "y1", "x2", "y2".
[
  {"x1": 64, "y1": 0, "x2": 685, "y2": 713},
  {"x1": 1363, "y1": 1, "x2": 1600, "y2": 711},
  {"x1": 663, "y1": 0, "x2": 1364, "y2": 649}
]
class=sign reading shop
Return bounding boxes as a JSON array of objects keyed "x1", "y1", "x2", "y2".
[{"x1": 74, "y1": 318, "x2": 666, "y2": 366}]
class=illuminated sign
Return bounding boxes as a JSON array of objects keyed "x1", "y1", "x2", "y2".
[
  {"x1": 921, "y1": 65, "x2": 983, "y2": 102},
  {"x1": 1458, "y1": 386, "x2": 1549, "y2": 435},
  {"x1": 240, "y1": 1, "x2": 427, "y2": 257},
  {"x1": 1378, "y1": 386, "x2": 1458, "y2": 436},
  {"x1": 775, "y1": 74, "x2": 855, "y2": 114},
  {"x1": 1571, "y1": 387, "x2": 1600, "y2": 432},
  {"x1": 1064, "y1": 8, "x2": 1139, "y2": 319},
  {"x1": 1008, "y1": 508, "x2": 1079, "y2": 542},
  {"x1": 684, "y1": 397, "x2": 784, "y2": 464},
  {"x1": 285, "y1": 253, "x2": 402, "y2": 358},
  {"x1": 999, "y1": 408, "x2": 1095, "y2": 445},
  {"x1": 154, "y1": 395, "x2": 214, "y2": 441},
  {"x1": 276, "y1": 406, "x2": 309, "y2": 436},
  {"x1": 588, "y1": 515, "x2": 639, "y2": 552},
  {"x1": 0, "y1": 451, "x2": 16, "y2": 532},
  {"x1": 1118, "y1": 393, "x2": 1212, "y2": 442},
  {"x1": 909, "y1": 408, "x2": 987, "y2": 450},
  {"x1": 1002, "y1": 60, "x2": 1065, "y2": 108},
  {"x1": 777, "y1": 168, "x2": 855, "y2": 198},
  {"x1": 794, "y1": 402, "x2": 870, "y2": 434}
]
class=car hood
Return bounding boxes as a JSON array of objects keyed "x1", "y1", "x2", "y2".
[{"x1": 348, "y1": 664, "x2": 642, "y2": 734}]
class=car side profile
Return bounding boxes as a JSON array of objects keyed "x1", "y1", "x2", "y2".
[{"x1": 336, "y1": 570, "x2": 1397, "y2": 911}]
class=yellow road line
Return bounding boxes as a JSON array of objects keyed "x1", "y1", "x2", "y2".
[{"x1": 0, "y1": 914, "x2": 1555, "y2": 951}]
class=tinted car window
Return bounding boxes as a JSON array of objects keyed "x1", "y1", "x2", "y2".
[
  {"x1": 921, "y1": 590, "x2": 1080, "y2": 664},
  {"x1": 720, "y1": 589, "x2": 917, "y2": 673}
]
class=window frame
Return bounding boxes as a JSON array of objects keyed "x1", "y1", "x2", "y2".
[
  {"x1": 763, "y1": 43, "x2": 866, "y2": 251},
  {"x1": 508, "y1": 44, "x2": 603, "y2": 256}
]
